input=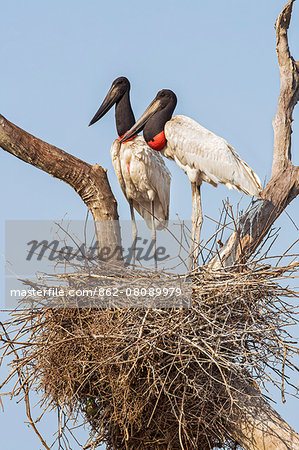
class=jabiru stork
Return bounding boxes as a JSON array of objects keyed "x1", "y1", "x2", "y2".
[
  {"x1": 119, "y1": 89, "x2": 262, "y2": 265},
  {"x1": 89, "y1": 78, "x2": 171, "y2": 267}
]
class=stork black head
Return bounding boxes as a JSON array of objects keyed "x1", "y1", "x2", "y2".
[
  {"x1": 88, "y1": 77, "x2": 135, "y2": 136},
  {"x1": 153, "y1": 89, "x2": 177, "y2": 110},
  {"x1": 119, "y1": 89, "x2": 177, "y2": 149}
]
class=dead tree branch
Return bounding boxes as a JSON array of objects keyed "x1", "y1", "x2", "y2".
[
  {"x1": 210, "y1": 1, "x2": 299, "y2": 448},
  {"x1": 210, "y1": 0, "x2": 299, "y2": 269},
  {"x1": 0, "y1": 322, "x2": 50, "y2": 450},
  {"x1": 0, "y1": 115, "x2": 122, "y2": 258},
  {"x1": 230, "y1": 378, "x2": 299, "y2": 450},
  {"x1": 272, "y1": 0, "x2": 299, "y2": 173}
]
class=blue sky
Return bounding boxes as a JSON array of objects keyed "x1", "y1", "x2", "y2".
[{"x1": 0, "y1": 1, "x2": 298, "y2": 448}]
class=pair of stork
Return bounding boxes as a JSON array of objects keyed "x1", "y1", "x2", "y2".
[{"x1": 89, "y1": 77, "x2": 261, "y2": 267}]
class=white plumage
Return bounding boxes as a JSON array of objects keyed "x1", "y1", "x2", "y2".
[
  {"x1": 110, "y1": 136, "x2": 171, "y2": 230},
  {"x1": 119, "y1": 88, "x2": 262, "y2": 267},
  {"x1": 163, "y1": 115, "x2": 261, "y2": 196},
  {"x1": 89, "y1": 77, "x2": 171, "y2": 244},
  {"x1": 89, "y1": 78, "x2": 172, "y2": 268},
  {"x1": 161, "y1": 115, "x2": 261, "y2": 266}
]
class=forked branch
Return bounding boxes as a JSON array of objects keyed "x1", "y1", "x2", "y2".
[
  {"x1": 0, "y1": 115, "x2": 122, "y2": 258},
  {"x1": 210, "y1": 0, "x2": 299, "y2": 269},
  {"x1": 209, "y1": 1, "x2": 299, "y2": 448}
]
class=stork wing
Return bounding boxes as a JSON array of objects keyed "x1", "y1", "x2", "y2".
[
  {"x1": 110, "y1": 139, "x2": 127, "y2": 196},
  {"x1": 165, "y1": 116, "x2": 261, "y2": 196},
  {"x1": 111, "y1": 137, "x2": 171, "y2": 230},
  {"x1": 128, "y1": 136, "x2": 171, "y2": 229}
]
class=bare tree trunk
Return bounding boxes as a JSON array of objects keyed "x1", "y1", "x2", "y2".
[
  {"x1": 210, "y1": 1, "x2": 299, "y2": 448},
  {"x1": 0, "y1": 115, "x2": 123, "y2": 260},
  {"x1": 210, "y1": 0, "x2": 299, "y2": 271},
  {"x1": 228, "y1": 379, "x2": 299, "y2": 450}
]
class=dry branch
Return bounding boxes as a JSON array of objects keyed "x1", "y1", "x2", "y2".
[
  {"x1": 0, "y1": 322, "x2": 50, "y2": 450},
  {"x1": 210, "y1": 0, "x2": 299, "y2": 270},
  {"x1": 206, "y1": 1, "x2": 299, "y2": 448},
  {"x1": 0, "y1": 115, "x2": 122, "y2": 259},
  {"x1": 1, "y1": 261, "x2": 298, "y2": 450}
]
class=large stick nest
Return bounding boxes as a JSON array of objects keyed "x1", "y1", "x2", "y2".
[{"x1": 1, "y1": 256, "x2": 298, "y2": 450}]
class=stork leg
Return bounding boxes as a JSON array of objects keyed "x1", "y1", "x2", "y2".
[
  {"x1": 189, "y1": 182, "x2": 196, "y2": 268},
  {"x1": 151, "y1": 201, "x2": 157, "y2": 270},
  {"x1": 194, "y1": 183, "x2": 203, "y2": 264},
  {"x1": 129, "y1": 200, "x2": 137, "y2": 268},
  {"x1": 190, "y1": 182, "x2": 203, "y2": 269}
]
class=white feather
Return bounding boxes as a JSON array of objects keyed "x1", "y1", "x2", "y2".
[
  {"x1": 110, "y1": 136, "x2": 171, "y2": 230},
  {"x1": 163, "y1": 115, "x2": 261, "y2": 196}
]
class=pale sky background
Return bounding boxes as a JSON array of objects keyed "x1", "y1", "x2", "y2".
[{"x1": 0, "y1": 1, "x2": 298, "y2": 448}]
